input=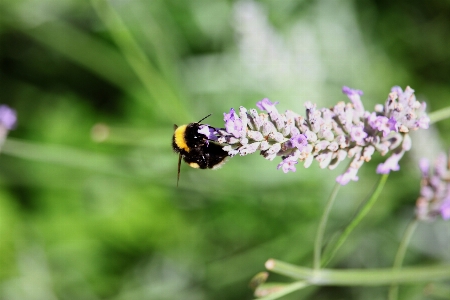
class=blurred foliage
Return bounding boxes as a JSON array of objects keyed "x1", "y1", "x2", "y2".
[{"x1": 0, "y1": 0, "x2": 449, "y2": 299}]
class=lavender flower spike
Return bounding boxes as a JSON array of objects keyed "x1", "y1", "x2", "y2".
[
  {"x1": 416, "y1": 151, "x2": 450, "y2": 221},
  {"x1": 215, "y1": 86, "x2": 430, "y2": 185}
]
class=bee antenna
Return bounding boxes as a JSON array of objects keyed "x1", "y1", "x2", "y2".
[{"x1": 197, "y1": 114, "x2": 212, "y2": 123}]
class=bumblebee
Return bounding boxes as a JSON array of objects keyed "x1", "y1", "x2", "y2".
[{"x1": 172, "y1": 115, "x2": 228, "y2": 186}]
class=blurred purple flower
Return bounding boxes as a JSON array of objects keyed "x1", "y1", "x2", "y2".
[
  {"x1": 419, "y1": 158, "x2": 429, "y2": 176},
  {"x1": 441, "y1": 196, "x2": 450, "y2": 220},
  {"x1": 416, "y1": 152, "x2": 450, "y2": 221},
  {"x1": 0, "y1": 105, "x2": 17, "y2": 130}
]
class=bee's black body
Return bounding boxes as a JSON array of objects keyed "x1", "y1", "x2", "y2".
[{"x1": 172, "y1": 117, "x2": 228, "y2": 185}]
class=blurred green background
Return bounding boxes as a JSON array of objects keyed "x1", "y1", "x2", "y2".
[{"x1": 1, "y1": 0, "x2": 450, "y2": 299}]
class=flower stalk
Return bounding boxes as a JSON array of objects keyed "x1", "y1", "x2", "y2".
[
  {"x1": 313, "y1": 181, "x2": 341, "y2": 270},
  {"x1": 322, "y1": 174, "x2": 389, "y2": 266},
  {"x1": 388, "y1": 219, "x2": 419, "y2": 300},
  {"x1": 265, "y1": 259, "x2": 450, "y2": 286}
]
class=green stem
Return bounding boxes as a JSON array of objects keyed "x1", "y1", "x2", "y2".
[
  {"x1": 256, "y1": 281, "x2": 310, "y2": 300},
  {"x1": 429, "y1": 106, "x2": 450, "y2": 124},
  {"x1": 388, "y1": 219, "x2": 419, "y2": 300},
  {"x1": 265, "y1": 259, "x2": 450, "y2": 286},
  {"x1": 322, "y1": 174, "x2": 389, "y2": 266},
  {"x1": 313, "y1": 182, "x2": 341, "y2": 270}
]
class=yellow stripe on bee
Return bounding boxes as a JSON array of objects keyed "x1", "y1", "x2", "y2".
[
  {"x1": 189, "y1": 162, "x2": 200, "y2": 168},
  {"x1": 174, "y1": 125, "x2": 189, "y2": 152}
]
